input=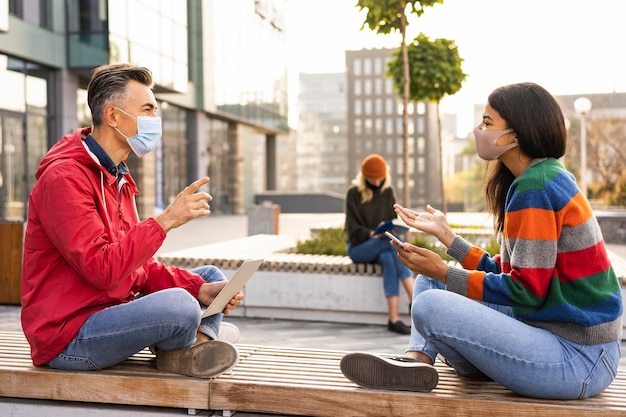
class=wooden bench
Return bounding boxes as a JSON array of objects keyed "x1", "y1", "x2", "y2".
[{"x1": 1, "y1": 331, "x2": 625, "y2": 416}]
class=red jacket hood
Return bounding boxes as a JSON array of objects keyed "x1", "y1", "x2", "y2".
[{"x1": 35, "y1": 127, "x2": 138, "y2": 192}]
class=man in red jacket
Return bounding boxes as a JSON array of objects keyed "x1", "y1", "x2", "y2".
[{"x1": 20, "y1": 63, "x2": 241, "y2": 378}]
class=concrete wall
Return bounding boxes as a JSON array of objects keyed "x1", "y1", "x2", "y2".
[
  {"x1": 224, "y1": 269, "x2": 411, "y2": 326},
  {"x1": 597, "y1": 212, "x2": 626, "y2": 244}
]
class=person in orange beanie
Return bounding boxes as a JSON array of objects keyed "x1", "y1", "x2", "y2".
[{"x1": 343, "y1": 154, "x2": 415, "y2": 334}]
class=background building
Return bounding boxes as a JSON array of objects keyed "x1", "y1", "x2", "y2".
[
  {"x1": 0, "y1": 0, "x2": 288, "y2": 222},
  {"x1": 297, "y1": 72, "x2": 347, "y2": 195},
  {"x1": 345, "y1": 48, "x2": 441, "y2": 208}
]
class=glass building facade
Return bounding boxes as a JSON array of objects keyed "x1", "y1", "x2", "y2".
[{"x1": 0, "y1": 0, "x2": 289, "y2": 221}]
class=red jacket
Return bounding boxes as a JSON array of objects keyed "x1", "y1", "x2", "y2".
[{"x1": 21, "y1": 128, "x2": 204, "y2": 366}]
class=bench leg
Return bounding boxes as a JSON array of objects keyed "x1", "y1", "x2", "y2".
[
  {"x1": 204, "y1": 410, "x2": 234, "y2": 416},
  {"x1": 187, "y1": 408, "x2": 200, "y2": 415}
]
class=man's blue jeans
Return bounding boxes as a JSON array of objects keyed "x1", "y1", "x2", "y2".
[
  {"x1": 348, "y1": 237, "x2": 413, "y2": 296},
  {"x1": 48, "y1": 265, "x2": 226, "y2": 371},
  {"x1": 408, "y1": 275, "x2": 621, "y2": 399}
]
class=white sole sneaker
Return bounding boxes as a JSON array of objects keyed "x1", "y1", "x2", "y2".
[
  {"x1": 340, "y1": 352, "x2": 438, "y2": 392},
  {"x1": 156, "y1": 340, "x2": 239, "y2": 378},
  {"x1": 218, "y1": 321, "x2": 240, "y2": 344}
]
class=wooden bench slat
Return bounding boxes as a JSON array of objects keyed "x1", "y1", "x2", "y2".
[
  {"x1": 1, "y1": 333, "x2": 625, "y2": 416},
  {"x1": 209, "y1": 344, "x2": 626, "y2": 417}
]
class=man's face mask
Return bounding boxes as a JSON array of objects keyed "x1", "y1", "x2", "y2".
[
  {"x1": 114, "y1": 107, "x2": 162, "y2": 157},
  {"x1": 473, "y1": 127, "x2": 517, "y2": 160}
]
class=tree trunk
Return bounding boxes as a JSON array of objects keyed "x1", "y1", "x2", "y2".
[
  {"x1": 400, "y1": 8, "x2": 410, "y2": 207},
  {"x1": 437, "y1": 100, "x2": 447, "y2": 214}
]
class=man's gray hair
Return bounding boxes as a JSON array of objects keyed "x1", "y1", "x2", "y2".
[{"x1": 87, "y1": 63, "x2": 154, "y2": 126}]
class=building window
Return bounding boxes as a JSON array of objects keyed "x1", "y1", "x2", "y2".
[
  {"x1": 385, "y1": 98, "x2": 394, "y2": 115},
  {"x1": 0, "y1": 56, "x2": 49, "y2": 221},
  {"x1": 385, "y1": 78, "x2": 394, "y2": 95},
  {"x1": 375, "y1": 78, "x2": 382, "y2": 95},
  {"x1": 364, "y1": 118, "x2": 373, "y2": 134},
  {"x1": 9, "y1": 0, "x2": 52, "y2": 29},
  {"x1": 374, "y1": 57, "x2": 383, "y2": 75},
  {"x1": 385, "y1": 118, "x2": 393, "y2": 135},
  {"x1": 364, "y1": 99, "x2": 372, "y2": 115},
  {"x1": 417, "y1": 117, "x2": 425, "y2": 134},
  {"x1": 417, "y1": 137, "x2": 425, "y2": 154},
  {"x1": 364, "y1": 79, "x2": 372, "y2": 96},
  {"x1": 363, "y1": 58, "x2": 372, "y2": 75},
  {"x1": 354, "y1": 79, "x2": 361, "y2": 96},
  {"x1": 353, "y1": 58, "x2": 361, "y2": 76},
  {"x1": 375, "y1": 98, "x2": 382, "y2": 115},
  {"x1": 375, "y1": 118, "x2": 382, "y2": 134}
]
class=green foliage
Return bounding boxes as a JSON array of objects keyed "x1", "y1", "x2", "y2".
[
  {"x1": 296, "y1": 228, "x2": 347, "y2": 256},
  {"x1": 387, "y1": 32, "x2": 467, "y2": 103},
  {"x1": 295, "y1": 227, "x2": 500, "y2": 261},
  {"x1": 357, "y1": 0, "x2": 443, "y2": 34},
  {"x1": 481, "y1": 237, "x2": 500, "y2": 257}
]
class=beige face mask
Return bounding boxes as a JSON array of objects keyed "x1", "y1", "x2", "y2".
[{"x1": 473, "y1": 127, "x2": 517, "y2": 160}]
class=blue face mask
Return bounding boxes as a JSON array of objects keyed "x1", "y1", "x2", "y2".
[{"x1": 114, "y1": 107, "x2": 162, "y2": 157}]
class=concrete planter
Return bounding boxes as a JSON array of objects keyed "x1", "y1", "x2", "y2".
[{"x1": 226, "y1": 269, "x2": 411, "y2": 326}]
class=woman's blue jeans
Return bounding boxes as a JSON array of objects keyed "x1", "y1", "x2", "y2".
[
  {"x1": 48, "y1": 265, "x2": 226, "y2": 371},
  {"x1": 408, "y1": 275, "x2": 621, "y2": 399},
  {"x1": 348, "y1": 237, "x2": 413, "y2": 296}
]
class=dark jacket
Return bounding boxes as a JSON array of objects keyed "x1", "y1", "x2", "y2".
[{"x1": 344, "y1": 185, "x2": 397, "y2": 245}]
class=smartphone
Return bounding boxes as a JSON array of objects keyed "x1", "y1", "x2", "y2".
[{"x1": 384, "y1": 231, "x2": 406, "y2": 248}]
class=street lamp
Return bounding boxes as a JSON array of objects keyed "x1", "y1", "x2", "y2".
[{"x1": 574, "y1": 97, "x2": 592, "y2": 198}]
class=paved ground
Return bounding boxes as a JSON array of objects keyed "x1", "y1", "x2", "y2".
[{"x1": 2, "y1": 212, "x2": 625, "y2": 416}]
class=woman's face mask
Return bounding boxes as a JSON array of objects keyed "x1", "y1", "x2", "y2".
[
  {"x1": 473, "y1": 127, "x2": 517, "y2": 160},
  {"x1": 114, "y1": 107, "x2": 162, "y2": 157}
]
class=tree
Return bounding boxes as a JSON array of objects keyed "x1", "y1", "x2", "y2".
[
  {"x1": 387, "y1": 32, "x2": 467, "y2": 213},
  {"x1": 357, "y1": 0, "x2": 443, "y2": 207}
]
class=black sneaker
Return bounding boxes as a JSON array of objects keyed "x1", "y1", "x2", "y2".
[
  {"x1": 387, "y1": 319, "x2": 411, "y2": 335},
  {"x1": 340, "y1": 352, "x2": 438, "y2": 392}
]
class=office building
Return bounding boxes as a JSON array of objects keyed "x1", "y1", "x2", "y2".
[
  {"x1": 297, "y1": 72, "x2": 348, "y2": 195},
  {"x1": 345, "y1": 48, "x2": 441, "y2": 208},
  {"x1": 0, "y1": 0, "x2": 288, "y2": 221}
]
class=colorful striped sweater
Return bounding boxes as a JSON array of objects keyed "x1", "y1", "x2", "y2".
[{"x1": 446, "y1": 158, "x2": 623, "y2": 345}]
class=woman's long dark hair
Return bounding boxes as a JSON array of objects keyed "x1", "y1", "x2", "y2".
[{"x1": 484, "y1": 82, "x2": 567, "y2": 232}]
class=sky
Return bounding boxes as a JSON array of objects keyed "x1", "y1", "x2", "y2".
[{"x1": 285, "y1": 0, "x2": 626, "y2": 134}]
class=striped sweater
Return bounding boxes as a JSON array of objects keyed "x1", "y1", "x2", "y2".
[{"x1": 446, "y1": 158, "x2": 623, "y2": 345}]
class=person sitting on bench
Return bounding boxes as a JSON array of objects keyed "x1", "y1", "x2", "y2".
[
  {"x1": 21, "y1": 63, "x2": 241, "y2": 379},
  {"x1": 341, "y1": 82, "x2": 623, "y2": 399}
]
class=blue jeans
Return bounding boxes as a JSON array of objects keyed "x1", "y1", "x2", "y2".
[
  {"x1": 348, "y1": 237, "x2": 413, "y2": 296},
  {"x1": 408, "y1": 275, "x2": 621, "y2": 399},
  {"x1": 48, "y1": 265, "x2": 226, "y2": 371}
]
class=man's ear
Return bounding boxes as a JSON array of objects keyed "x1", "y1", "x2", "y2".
[{"x1": 102, "y1": 104, "x2": 118, "y2": 128}]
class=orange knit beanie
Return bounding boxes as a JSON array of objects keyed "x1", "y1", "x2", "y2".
[{"x1": 361, "y1": 154, "x2": 387, "y2": 179}]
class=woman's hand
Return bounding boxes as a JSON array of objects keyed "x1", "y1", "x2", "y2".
[
  {"x1": 391, "y1": 240, "x2": 449, "y2": 283},
  {"x1": 394, "y1": 204, "x2": 456, "y2": 248}
]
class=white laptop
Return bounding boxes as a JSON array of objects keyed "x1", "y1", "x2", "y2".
[{"x1": 201, "y1": 258, "x2": 264, "y2": 318}]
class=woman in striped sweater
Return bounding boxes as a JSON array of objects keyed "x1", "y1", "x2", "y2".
[{"x1": 340, "y1": 82, "x2": 623, "y2": 399}]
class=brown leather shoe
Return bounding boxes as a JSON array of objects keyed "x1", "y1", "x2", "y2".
[{"x1": 155, "y1": 340, "x2": 239, "y2": 378}]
